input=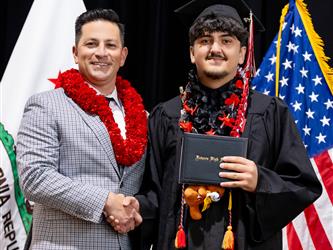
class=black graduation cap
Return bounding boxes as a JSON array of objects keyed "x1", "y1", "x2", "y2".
[{"x1": 174, "y1": 0, "x2": 265, "y2": 32}]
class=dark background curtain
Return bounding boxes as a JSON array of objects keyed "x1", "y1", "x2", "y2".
[{"x1": 1, "y1": 0, "x2": 332, "y2": 111}]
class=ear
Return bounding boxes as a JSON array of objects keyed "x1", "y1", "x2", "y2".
[
  {"x1": 72, "y1": 46, "x2": 79, "y2": 64},
  {"x1": 238, "y1": 46, "x2": 247, "y2": 65},
  {"x1": 120, "y1": 47, "x2": 128, "y2": 67},
  {"x1": 190, "y1": 46, "x2": 195, "y2": 64}
]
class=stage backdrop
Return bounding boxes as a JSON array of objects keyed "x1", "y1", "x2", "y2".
[
  {"x1": 0, "y1": 1, "x2": 332, "y2": 249},
  {"x1": 1, "y1": 0, "x2": 332, "y2": 111}
]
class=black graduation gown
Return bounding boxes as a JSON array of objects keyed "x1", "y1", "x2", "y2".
[{"x1": 135, "y1": 90, "x2": 322, "y2": 250}]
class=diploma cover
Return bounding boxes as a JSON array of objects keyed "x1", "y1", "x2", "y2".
[{"x1": 178, "y1": 132, "x2": 248, "y2": 185}]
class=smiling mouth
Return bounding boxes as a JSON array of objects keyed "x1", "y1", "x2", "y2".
[
  {"x1": 91, "y1": 62, "x2": 111, "y2": 66},
  {"x1": 206, "y1": 56, "x2": 226, "y2": 61},
  {"x1": 206, "y1": 57, "x2": 226, "y2": 65}
]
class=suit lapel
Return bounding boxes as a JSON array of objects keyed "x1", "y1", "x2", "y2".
[{"x1": 66, "y1": 96, "x2": 121, "y2": 178}]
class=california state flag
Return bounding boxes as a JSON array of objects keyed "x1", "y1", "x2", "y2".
[
  {"x1": 1, "y1": 0, "x2": 86, "y2": 140},
  {"x1": 0, "y1": 0, "x2": 85, "y2": 249}
]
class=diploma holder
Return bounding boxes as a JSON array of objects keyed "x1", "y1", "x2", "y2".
[{"x1": 178, "y1": 132, "x2": 248, "y2": 185}]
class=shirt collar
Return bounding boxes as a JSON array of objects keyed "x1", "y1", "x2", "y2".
[
  {"x1": 86, "y1": 82, "x2": 122, "y2": 108},
  {"x1": 105, "y1": 88, "x2": 122, "y2": 108}
]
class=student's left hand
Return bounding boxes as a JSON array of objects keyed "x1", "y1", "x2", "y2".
[{"x1": 219, "y1": 156, "x2": 258, "y2": 192}]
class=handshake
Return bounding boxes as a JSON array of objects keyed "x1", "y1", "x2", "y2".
[{"x1": 103, "y1": 192, "x2": 142, "y2": 234}]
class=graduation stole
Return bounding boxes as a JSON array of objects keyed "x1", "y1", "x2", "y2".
[
  {"x1": 49, "y1": 68, "x2": 147, "y2": 166},
  {"x1": 175, "y1": 70, "x2": 249, "y2": 249}
]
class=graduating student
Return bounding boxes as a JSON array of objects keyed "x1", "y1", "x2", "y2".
[{"x1": 135, "y1": 0, "x2": 323, "y2": 249}]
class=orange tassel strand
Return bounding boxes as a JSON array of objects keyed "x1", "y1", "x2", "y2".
[
  {"x1": 222, "y1": 191, "x2": 234, "y2": 250},
  {"x1": 175, "y1": 184, "x2": 186, "y2": 249}
]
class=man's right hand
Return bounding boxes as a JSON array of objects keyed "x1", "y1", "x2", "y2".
[{"x1": 103, "y1": 192, "x2": 142, "y2": 233}]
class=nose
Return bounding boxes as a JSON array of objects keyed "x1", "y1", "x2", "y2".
[
  {"x1": 95, "y1": 44, "x2": 107, "y2": 57},
  {"x1": 210, "y1": 41, "x2": 223, "y2": 54}
]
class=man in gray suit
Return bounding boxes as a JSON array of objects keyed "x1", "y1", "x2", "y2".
[{"x1": 16, "y1": 9, "x2": 147, "y2": 249}]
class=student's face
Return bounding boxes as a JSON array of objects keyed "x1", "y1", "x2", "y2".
[
  {"x1": 190, "y1": 31, "x2": 246, "y2": 86},
  {"x1": 73, "y1": 20, "x2": 128, "y2": 87}
]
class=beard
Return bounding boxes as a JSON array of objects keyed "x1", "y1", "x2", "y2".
[{"x1": 203, "y1": 69, "x2": 228, "y2": 80}]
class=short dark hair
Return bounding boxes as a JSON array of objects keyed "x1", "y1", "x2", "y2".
[
  {"x1": 75, "y1": 9, "x2": 125, "y2": 46},
  {"x1": 189, "y1": 14, "x2": 248, "y2": 46}
]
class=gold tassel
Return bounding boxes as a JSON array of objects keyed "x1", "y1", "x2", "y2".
[
  {"x1": 222, "y1": 226, "x2": 234, "y2": 250},
  {"x1": 222, "y1": 191, "x2": 234, "y2": 250}
]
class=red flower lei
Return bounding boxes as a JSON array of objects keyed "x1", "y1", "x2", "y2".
[{"x1": 50, "y1": 68, "x2": 147, "y2": 166}]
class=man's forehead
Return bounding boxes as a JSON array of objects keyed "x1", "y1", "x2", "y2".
[
  {"x1": 80, "y1": 20, "x2": 119, "y2": 34},
  {"x1": 80, "y1": 21, "x2": 120, "y2": 37}
]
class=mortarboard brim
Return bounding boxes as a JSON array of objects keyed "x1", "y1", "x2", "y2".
[{"x1": 174, "y1": 0, "x2": 265, "y2": 32}]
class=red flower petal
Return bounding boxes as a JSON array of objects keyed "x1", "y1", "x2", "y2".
[{"x1": 179, "y1": 121, "x2": 193, "y2": 132}]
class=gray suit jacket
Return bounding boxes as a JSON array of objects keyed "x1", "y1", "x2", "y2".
[{"x1": 17, "y1": 88, "x2": 145, "y2": 250}]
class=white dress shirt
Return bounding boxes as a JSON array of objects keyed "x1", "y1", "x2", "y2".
[
  {"x1": 105, "y1": 88, "x2": 126, "y2": 139},
  {"x1": 87, "y1": 84, "x2": 126, "y2": 139}
]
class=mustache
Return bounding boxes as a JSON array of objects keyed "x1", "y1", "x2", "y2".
[{"x1": 206, "y1": 53, "x2": 226, "y2": 60}]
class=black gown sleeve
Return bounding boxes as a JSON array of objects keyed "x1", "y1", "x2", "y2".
[
  {"x1": 245, "y1": 95, "x2": 322, "y2": 243},
  {"x1": 134, "y1": 102, "x2": 173, "y2": 249}
]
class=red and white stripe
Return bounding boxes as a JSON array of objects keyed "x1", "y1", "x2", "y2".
[{"x1": 283, "y1": 148, "x2": 333, "y2": 250}]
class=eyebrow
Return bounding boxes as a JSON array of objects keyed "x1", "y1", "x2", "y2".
[
  {"x1": 201, "y1": 32, "x2": 233, "y2": 38},
  {"x1": 83, "y1": 38, "x2": 117, "y2": 43}
]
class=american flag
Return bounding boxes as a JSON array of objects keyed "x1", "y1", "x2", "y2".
[{"x1": 252, "y1": 0, "x2": 333, "y2": 249}]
